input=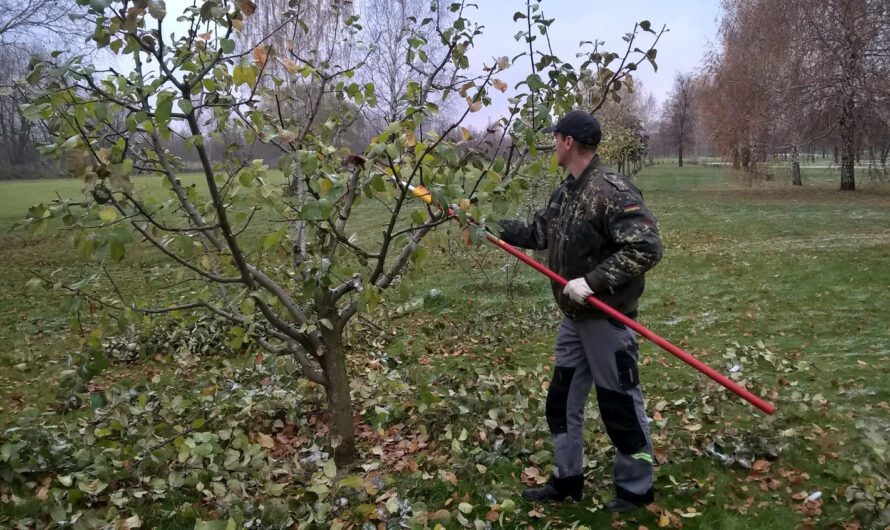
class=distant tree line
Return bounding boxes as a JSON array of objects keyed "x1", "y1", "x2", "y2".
[{"x1": 647, "y1": 0, "x2": 890, "y2": 190}]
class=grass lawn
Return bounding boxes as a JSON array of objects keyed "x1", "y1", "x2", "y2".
[{"x1": 1, "y1": 165, "x2": 888, "y2": 529}]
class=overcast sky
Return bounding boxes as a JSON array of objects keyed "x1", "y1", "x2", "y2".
[
  {"x1": 134, "y1": 0, "x2": 723, "y2": 128},
  {"x1": 461, "y1": 0, "x2": 723, "y2": 126}
]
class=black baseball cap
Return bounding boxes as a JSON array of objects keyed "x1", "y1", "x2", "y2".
[{"x1": 542, "y1": 110, "x2": 602, "y2": 147}]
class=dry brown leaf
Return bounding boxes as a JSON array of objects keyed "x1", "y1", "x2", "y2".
[
  {"x1": 276, "y1": 57, "x2": 299, "y2": 75},
  {"x1": 492, "y1": 78, "x2": 508, "y2": 92},
  {"x1": 256, "y1": 432, "x2": 275, "y2": 448},
  {"x1": 252, "y1": 46, "x2": 268, "y2": 67},
  {"x1": 239, "y1": 0, "x2": 257, "y2": 16}
]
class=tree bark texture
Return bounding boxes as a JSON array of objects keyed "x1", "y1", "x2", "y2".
[
  {"x1": 791, "y1": 144, "x2": 802, "y2": 186},
  {"x1": 321, "y1": 333, "x2": 357, "y2": 466}
]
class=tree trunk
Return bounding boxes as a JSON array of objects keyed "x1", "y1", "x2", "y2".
[
  {"x1": 838, "y1": 90, "x2": 856, "y2": 191},
  {"x1": 791, "y1": 145, "x2": 802, "y2": 186},
  {"x1": 291, "y1": 165, "x2": 308, "y2": 265},
  {"x1": 678, "y1": 144, "x2": 684, "y2": 167},
  {"x1": 321, "y1": 334, "x2": 357, "y2": 467}
]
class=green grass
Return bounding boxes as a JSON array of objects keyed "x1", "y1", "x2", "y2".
[{"x1": 1, "y1": 164, "x2": 888, "y2": 528}]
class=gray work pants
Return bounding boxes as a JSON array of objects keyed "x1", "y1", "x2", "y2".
[{"x1": 547, "y1": 316, "x2": 655, "y2": 503}]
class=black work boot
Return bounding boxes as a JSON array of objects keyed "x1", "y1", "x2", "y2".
[
  {"x1": 522, "y1": 474, "x2": 583, "y2": 502},
  {"x1": 603, "y1": 486, "x2": 654, "y2": 512},
  {"x1": 602, "y1": 497, "x2": 645, "y2": 513}
]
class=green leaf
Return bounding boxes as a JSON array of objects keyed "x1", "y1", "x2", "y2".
[
  {"x1": 156, "y1": 93, "x2": 174, "y2": 124},
  {"x1": 195, "y1": 521, "x2": 229, "y2": 530},
  {"x1": 323, "y1": 459, "x2": 337, "y2": 479},
  {"x1": 339, "y1": 475, "x2": 364, "y2": 489},
  {"x1": 90, "y1": 391, "x2": 107, "y2": 409},
  {"x1": 49, "y1": 504, "x2": 67, "y2": 523},
  {"x1": 178, "y1": 236, "x2": 196, "y2": 259},
  {"x1": 178, "y1": 99, "x2": 193, "y2": 114},
  {"x1": 219, "y1": 38, "x2": 235, "y2": 53},
  {"x1": 148, "y1": 0, "x2": 166, "y2": 20},
  {"x1": 411, "y1": 209, "x2": 425, "y2": 225},
  {"x1": 109, "y1": 240, "x2": 125, "y2": 261},
  {"x1": 301, "y1": 198, "x2": 332, "y2": 220}
]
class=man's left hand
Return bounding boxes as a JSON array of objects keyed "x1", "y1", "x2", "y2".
[{"x1": 564, "y1": 277, "x2": 594, "y2": 304}]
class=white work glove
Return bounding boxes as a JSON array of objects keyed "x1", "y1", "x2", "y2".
[{"x1": 563, "y1": 277, "x2": 594, "y2": 305}]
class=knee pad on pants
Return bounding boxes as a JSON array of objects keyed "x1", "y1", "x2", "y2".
[
  {"x1": 596, "y1": 384, "x2": 647, "y2": 454},
  {"x1": 546, "y1": 366, "x2": 576, "y2": 434}
]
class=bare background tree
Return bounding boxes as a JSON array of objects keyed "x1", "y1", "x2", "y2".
[
  {"x1": 662, "y1": 72, "x2": 697, "y2": 167},
  {"x1": 0, "y1": 0, "x2": 91, "y2": 178},
  {"x1": 693, "y1": 0, "x2": 890, "y2": 189},
  {"x1": 0, "y1": 0, "x2": 73, "y2": 47}
]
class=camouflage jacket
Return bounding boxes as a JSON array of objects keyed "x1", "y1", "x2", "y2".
[{"x1": 498, "y1": 156, "x2": 663, "y2": 319}]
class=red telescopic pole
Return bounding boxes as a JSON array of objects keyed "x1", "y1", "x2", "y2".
[
  {"x1": 485, "y1": 232, "x2": 776, "y2": 415},
  {"x1": 395, "y1": 178, "x2": 775, "y2": 414}
]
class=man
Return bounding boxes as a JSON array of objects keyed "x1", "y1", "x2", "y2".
[{"x1": 497, "y1": 110, "x2": 663, "y2": 512}]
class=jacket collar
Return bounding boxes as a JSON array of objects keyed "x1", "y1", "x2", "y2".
[{"x1": 565, "y1": 155, "x2": 601, "y2": 189}]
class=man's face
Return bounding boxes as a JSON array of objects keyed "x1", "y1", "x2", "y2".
[{"x1": 554, "y1": 132, "x2": 572, "y2": 167}]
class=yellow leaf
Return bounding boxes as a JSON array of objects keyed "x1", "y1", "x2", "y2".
[
  {"x1": 252, "y1": 46, "x2": 268, "y2": 67},
  {"x1": 412, "y1": 185, "x2": 432, "y2": 204},
  {"x1": 406, "y1": 131, "x2": 416, "y2": 147},
  {"x1": 466, "y1": 97, "x2": 482, "y2": 113},
  {"x1": 497, "y1": 56, "x2": 510, "y2": 70},
  {"x1": 98, "y1": 206, "x2": 118, "y2": 222},
  {"x1": 256, "y1": 433, "x2": 274, "y2": 448},
  {"x1": 231, "y1": 18, "x2": 244, "y2": 31},
  {"x1": 459, "y1": 198, "x2": 471, "y2": 212},
  {"x1": 492, "y1": 78, "x2": 508, "y2": 93},
  {"x1": 460, "y1": 127, "x2": 471, "y2": 141},
  {"x1": 658, "y1": 514, "x2": 670, "y2": 527}
]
